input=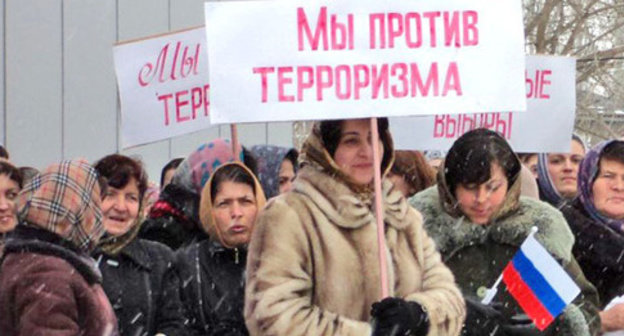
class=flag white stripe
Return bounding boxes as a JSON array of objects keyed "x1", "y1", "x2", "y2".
[{"x1": 520, "y1": 235, "x2": 580, "y2": 304}]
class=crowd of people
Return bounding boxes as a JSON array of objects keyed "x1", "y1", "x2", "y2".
[{"x1": 0, "y1": 119, "x2": 622, "y2": 336}]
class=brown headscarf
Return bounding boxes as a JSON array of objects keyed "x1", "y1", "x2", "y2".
[
  {"x1": 299, "y1": 120, "x2": 395, "y2": 196},
  {"x1": 17, "y1": 160, "x2": 104, "y2": 252},
  {"x1": 199, "y1": 162, "x2": 266, "y2": 248}
]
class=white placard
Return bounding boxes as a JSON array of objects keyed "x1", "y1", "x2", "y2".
[
  {"x1": 204, "y1": 0, "x2": 526, "y2": 124},
  {"x1": 391, "y1": 55, "x2": 576, "y2": 153},
  {"x1": 113, "y1": 27, "x2": 212, "y2": 149}
]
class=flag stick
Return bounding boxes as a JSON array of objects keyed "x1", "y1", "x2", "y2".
[
  {"x1": 481, "y1": 226, "x2": 539, "y2": 304},
  {"x1": 370, "y1": 117, "x2": 389, "y2": 299},
  {"x1": 230, "y1": 124, "x2": 241, "y2": 161}
]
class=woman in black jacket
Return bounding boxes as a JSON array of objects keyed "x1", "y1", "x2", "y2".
[
  {"x1": 560, "y1": 140, "x2": 624, "y2": 333},
  {"x1": 93, "y1": 154, "x2": 186, "y2": 336},
  {"x1": 176, "y1": 162, "x2": 265, "y2": 335}
]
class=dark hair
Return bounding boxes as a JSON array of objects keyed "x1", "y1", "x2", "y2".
[
  {"x1": 210, "y1": 164, "x2": 256, "y2": 201},
  {"x1": 0, "y1": 161, "x2": 22, "y2": 188},
  {"x1": 320, "y1": 118, "x2": 392, "y2": 169},
  {"x1": 517, "y1": 153, "x2": 537, "y2": 164},
  {"x1": 242, "y1": 146, "x2": 258, "y2": 175},
  {"x1": 600, "y1": 141, "x2": 624, "y2": 166},
  {"x1": 160, "y1": 158, "x2": 183, "y2": 187},
  {"x1": 284, "y1": 148, "x2": 299, "y2": 172},
  {"x1": 445, "y1": 128, "x2": 520, "y2": 194},
  {"x1": 0, "y1": 146, "x2": 9, "y2": 160},
  {"x1": 572, "y1": 134, "x2": 586, "y2": 153},
  {"x1": 390, "y1": 150, "x2": 436, "y2": 195},
  {"x1": 18, "y1": 166, "x2": 38, "y2": 187},
  {"x1": 94, "y1": 154, "x2": 148, "y2": 204}
]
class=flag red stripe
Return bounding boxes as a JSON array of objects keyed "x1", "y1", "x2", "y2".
[{"x1": 502, "y1": 263, "x2": 554, "y2": 331}]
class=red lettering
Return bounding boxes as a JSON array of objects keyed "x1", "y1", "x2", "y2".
[
  {"x1": 391, "y1": 63, "x2": 408, "y2": 97},
  {"x1": 434, "y1": 115, "x2": 445, "y2": 137},
  {"x1": 371, "y1": 64, "x2": 389, "y2": 99},
  {"x1": 387, "y1": 13, "x2": 404, "y2": 48},
  {"x1": 297, "y1": 66, "x2": 314, "y2": 101},
  {"x1": 158, "y1": 93, "x2": 173, "y2": 126},
  {"x1": 423, "y1": 11, "x2": 441, "y2": 47},
  {"x1": 175, "y1": 90, "x2": 190, "y2": 123},
  {"x1": 297, "y1": 7, "x2": 328, "y2": 51},
  {"x1": 335, "y1": 65, "x2": 352, "y2": 99},
  {"x1": 410, "y1": 62, "x2": 439, "y2": 96},
  {"x1": 354, "y1": 64, "x2": 370, "y2": 99},
  {"x1": 539, "y1": 70, "x2": 551, "y2": 99},
  {"x1": 253, "y1": 67, "x2": 275, "y2": 103},
  {"x1": 405, "y1": 13, "x2": 423, "y2": 48},
  {"x1": 316, "y1": 65, "x2": 333, "y2": 101},
  {"x1": 330, "y1": 14, "x2": 354, "y2": 50},
  {"x1": 444, "y1": 11, "x2": 461, "y2": 47},
  {"x1": 369, "y1": 14, "x2": 386, "y2": 49},
  {"x1": 278, "y1": 67, "x2": 295, "y2": 102},
  {"x1": 442, "y1": 62, "x2": 462, "y2": 96},
  {"x1": 463, "y1": 11, "x2": 479, "y2": 46}
]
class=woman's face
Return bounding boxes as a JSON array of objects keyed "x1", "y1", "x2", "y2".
[
  {"x1": 523, "y1": 154, "x2": 538, "y2": 179},
  {"x1": 213, "y1": 181, "x2": 258, "y2": 247},
  {"x1": 101, "y1": 178, "x2": 140, "y2": 236},
  {"x1": 387, "y1": 173, "x2": 412, "y2": 198},
  {"x1": 333, "y1": 119, "x2": 384, "y2": 186},
  {"x1": 0, "y1": 174, "x2": 19, "y2": 233},
  {"x1": 278, "y1": 159, "x2": 296, "y2": 195},
  {"x1": 546, "y1": 140, "x2": 585, "y2": 198},
  {"x1": 592, "y1": 158, "x2": 624, "y2": 220},
  {"x1": 455, "y1": 162, "x2": 509, "y2": 225}
]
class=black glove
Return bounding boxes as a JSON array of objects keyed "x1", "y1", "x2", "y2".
[
  {"x1": 371, "y1": 297, "x2": 429, "y2": 336},
  {"x1": 462, "y1": 297, "x2": 506, "y2": 335},
  {"x1": 499, "y1": 314, "x2": 541, "y2": 336}
]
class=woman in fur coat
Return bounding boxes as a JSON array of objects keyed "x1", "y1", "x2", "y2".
[
  {"x1": 245, "y1": 118, "x2": 466, "y2": 336},
  {"x1": 410, "y1": 129, "x2": 600, "y2": 335}
]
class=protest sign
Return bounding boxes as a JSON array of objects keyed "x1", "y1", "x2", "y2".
[
  {"x1": 204, "y1": 0, "x2": 526, "y2": 124},
  {"x1": 391, "y1": 55, "x2": 576, "y2": 153},
  {"x1": 113, "y1": 27, "x2": 211, "y2": 149}
]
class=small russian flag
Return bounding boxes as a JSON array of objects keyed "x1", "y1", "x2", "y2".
[{"x1": 502, "y1": 230, "x2": 580, "y2": 330}]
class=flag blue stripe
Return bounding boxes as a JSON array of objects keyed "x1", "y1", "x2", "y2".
[{"x1": 512, "y1": 250, "x2": 566, "y2": 316}]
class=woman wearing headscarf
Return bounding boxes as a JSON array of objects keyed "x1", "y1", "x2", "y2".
[
  {"x1": 245, "y1": 118, "x2": 465, "y2": 336},
  {"x1": 387, "y1": 150, "x2": 436, "y2": 198},
  {"x1": 537, "y1": 135, "x2": 586, "y2": 208},
  {"x1": 93, "y1": 154, "x2": 186, "y2": 336},
  {"x1": 250, "y1": 145, "x2": 299, "y2": 198},
  {"x1": 410, "y1": 129, "x2": 600, "y2": 335},
  {"x1": 176, "y1": 162, "x2": 266, "y2": 335},
  {"x1": 0, "y1": 160, "x2": 22, "y2": 257},
  {"x1": 0, "y1": 160, "x2": 118, "y2": 335},
  {"x1": 559, "y1": 140, "x2": 624, "y2": 332},
  {"x1": 140, "y1": 139, "x2": 244, "y2": 250}
]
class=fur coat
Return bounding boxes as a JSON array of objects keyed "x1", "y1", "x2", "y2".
[
  {"x1": 245, "y1": 123, "x2": 465, "y2": 336},
  {"x1": 410, "y1": 186, "x2": 601, "y2": 335}
]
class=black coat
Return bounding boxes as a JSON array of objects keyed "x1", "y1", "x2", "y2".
[
  {"x1": 139, "y1": 183, "x2": 207, "y2": 250},
  {"x1": 176, "y1": 239, "x2": 248, "y2": 336},
  {"x1": 94, "y1": 238, "x2": 187, "y2": 336},
  {"x1": 562, "y1": 199, "x2": 624, "y2": 308}
]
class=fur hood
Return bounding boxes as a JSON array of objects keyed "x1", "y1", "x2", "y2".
[{"x1": 410, "y1": 186, "x2": 574, "y2": 263}]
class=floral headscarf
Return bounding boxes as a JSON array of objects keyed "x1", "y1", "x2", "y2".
[
  {"x1": 577, "y1": 140, "x2": 624, "y2": 232},
  {"x1": 171, "y1": 139, "x2": 244, "y2": 195},
  {"x1": 250, "y1": 145, "x2": 298, "y2": 199},
  {"x1": 17, "y1": 159, "x2": 104, "y2": 252}
]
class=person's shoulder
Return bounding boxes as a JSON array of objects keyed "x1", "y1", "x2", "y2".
[{"x1": 408, "y1": 186, "x2": 441, "y2": 214}]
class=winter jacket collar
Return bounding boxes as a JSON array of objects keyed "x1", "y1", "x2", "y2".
[
  {"x1": 410, "y1": 187, "x2": 574, "y2": 262},
  {"x1": 294, "y1": 165, "x2": 409, "y2": 230},
  {"x1": 3, "y1": 225, "x2": 103, "y2": 284}
]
